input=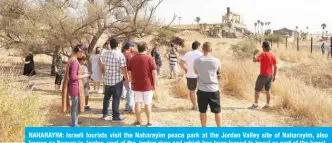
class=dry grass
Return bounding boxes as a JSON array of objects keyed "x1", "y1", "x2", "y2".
[
  {"x1": 273, "y1": 45, "x2": 322, "y2": 63},
  {"x1": 0, "y1": 70, "x2": 45, "y2": 141},
  {"x1": 219, "y1": 57, "x2": 332, "y2": 125},
  {"x1": 170, "y1": 77, "x2": 188, "y2": 99},
  {"x1": 280, "y1": 59, "x2": 332, "y2": 88}
]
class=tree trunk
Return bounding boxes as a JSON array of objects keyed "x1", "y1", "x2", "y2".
[
  {"x1": 88, "y1": 30, "x2": 104, "y2": 54},
  {"x1": 87, "y1": 29, "x2": 104, "y2": 72}
]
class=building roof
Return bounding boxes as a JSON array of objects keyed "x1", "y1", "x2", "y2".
[{"x1": 274, "y1": 28, "x2": 294, "y2": 32}]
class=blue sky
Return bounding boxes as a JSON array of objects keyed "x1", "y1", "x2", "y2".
[{"x1": 155, "y1": 0, "x2": 331, "y2": 34}]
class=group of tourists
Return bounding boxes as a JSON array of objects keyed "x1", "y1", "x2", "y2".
[{"x1": 55, "y1": 37, "x2": 277, "y2": 127}]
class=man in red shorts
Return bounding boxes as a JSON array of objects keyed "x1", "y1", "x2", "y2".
[{"x1": 248, "y1": 41, "x2": 277, "y2": 110}]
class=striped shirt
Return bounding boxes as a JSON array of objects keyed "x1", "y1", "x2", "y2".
[{"x1": 169, "y1": 52, "x2": 178, "y2": 65}]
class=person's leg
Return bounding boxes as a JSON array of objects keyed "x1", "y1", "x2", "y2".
[
  {"x1": 209, "y1": 91, "x2": 221, "y2": 127},
  {"x1": 85, "y1": 96, "x2": 89, "y2": 106},
  {"x1": 71, "y1": 96, "x2": 79, "y2": 127},
  {"x1": 197, "y1": 90, "x2": 208, "y2": 127},
  {"x1": 250, "y1": 75, "x2": 264, "y2": 109},
  {"x1": 96, "y1": 82, "x2": 100, "y2": 92},
  {"x1": 187, "y1": 78, "x2": 198, "y2": 109},
  {"x1": 189, "y1": 90, "x2": 197, "y2": 108},
  {"x1": 264, "y1": 77, "x2": 273, "y2": 107},
  {"x1": 134, "y1": 91, "x2": 143, "y2": 123},
  {"x1": 102, "y1": 86, "x2": 111, "y2": 117},
  {"x1": 93, "y1": 81, "x2": 97, "y2": 91},
  {"x1": 200, "y1": 113, "x2": 207, "y2": 127},
  {"x1": 112, "y1": 81, "x2": 123, "y2": 120},
  {"x1": 144, "y1": 91, "x2": 154, "y2": 124},
  {"x1": 125, "y1": 82, "x2": 134, "y2": 111}
]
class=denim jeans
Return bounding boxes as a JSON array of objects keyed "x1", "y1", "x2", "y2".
[
  {"x1": 71, "y1": 96, "x2": 79, "y2": 127},
  {"x1": 102, "y1": 81, "x2": 123, "y2": 119},
  {"x1": 124, "y1": 82, "x2": 134, "y2": 111}
]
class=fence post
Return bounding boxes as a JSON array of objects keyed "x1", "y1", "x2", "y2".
[
  {"x1": 270, "y1": 39, "x2": 273, "y2": 48},
  {"x1": 286, "y1": 37, "x2": 288, "y2": 49},
  {"x1": 277, "y1": 37, "x2": 279, "y2": 48},
  {"x1": 311, "y1": 37, "x2": 313, "y2": 54},
  {"x1": 297, "y1": 37, "x2": 299, "y2": 51},
  {"x1": 330, "y1": 37, "x2": 332, "y2": 57}
]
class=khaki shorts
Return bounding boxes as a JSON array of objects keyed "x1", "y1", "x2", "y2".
[
  {"x1": 255, "y1": 75, "x2": 273, "y2": 92},
  {"x1": 134, "y1": 91, "x2": 154, "y2": 105}
]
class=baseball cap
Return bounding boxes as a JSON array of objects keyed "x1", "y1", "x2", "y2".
[
  {"x1": 124, "y1": 41, "x2": 135, "y2": 48},
  {"x1": 262, "y1": 41, "x2": 271, "y2": 50}
]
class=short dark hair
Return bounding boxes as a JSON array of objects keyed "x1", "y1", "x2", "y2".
[
  {"x1": 192, "y1": 41, "x2": 201, "y2": 50},
  {"x1": 109, "y1": 38, "x2": 118, "y2": 49},
  {"x1": 95, "y1": 47, "x2": 101, "y2": 54},
  {"x1": 137, "y1": 42, "x2": 148, "y2": 53},
  {"x1": 202, "y1": 42, "x2": 212, "y2": 52},
  {"x1": 262, "y1": 41, "x2": 271, "y2": 51}
]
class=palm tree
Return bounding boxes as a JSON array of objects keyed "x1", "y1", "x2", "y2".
[
  {"x1": 261, "y1": 22, "x2": 264, "y2": 35},
  {"x1": 306, "y1": 26, "x2": 309, "y2": 35},
  {"x1": 321, "y1": 23, "x2": 327, "y2": 38},
  {"x1": 254, "y1": 22, "x2": 257, "y2": 34},
  {"x1": 195, "y1": 17, "x2": 201, "y2": 25},
  {"x1": 326, "y1": 30, "x2": 328, "y2": 37},
  {"x1": 267, "y1": 22, "x2": 271, "y2": 29},
  {"x1": 257, "y1": 20, "x2": 261, "y2": 35}
]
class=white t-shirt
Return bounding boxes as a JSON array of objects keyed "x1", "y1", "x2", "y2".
[{"x1": 181, "y1": 50, "x2": 203, "y2": 78}]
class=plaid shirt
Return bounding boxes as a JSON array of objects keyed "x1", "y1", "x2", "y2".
[{"x1": 101, "y1": 50, "x2": 126, "y2": 86}]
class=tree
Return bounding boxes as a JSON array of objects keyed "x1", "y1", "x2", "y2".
[
  {"x1": 254, "y1": 22, "x2": 257, "y2": 35},
  {"x1": 195, "y1": 17, "x2": 201, "y2": 25},
  {"x1": 257, "y1": 20, "x2": 261, "y2": 35},
  {"x1": 260, "y1": 22, "x2": 264, "y2": 35},
  {"x1": 321, "y1": 23, "x2": 327, "y2": 38},
  {"x1": 0, "y1": 0, "x2": 173, "y2": 56},
  {"x1": 326, "y1": 30, "x2": 328, "y2": 37}
]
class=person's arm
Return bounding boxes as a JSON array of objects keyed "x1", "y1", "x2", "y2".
[
  {"x1": 119, "y1": 55, "x2": 129, "y2": 82},
  {"x1": 150, "y1": 58, "x2": 157, "y2": 87},
  {"x1": 120, "y1": 67, "x2": 129, "y2": 81},
  {"x1": 70, "y1": 62, "x2": 89, "y2": 81},
  {"x1": 194, "y1": 59, "x2": 198, "y2": 75},
  {"x1": 253, "y1": 50, "x2": 259, "y2": 62},
  {"x1": 179, "y1": 54, "x2": 188, "y2": 73},
  {"x1": 152, "y1": 70, "x2": 157, "y2": 87},
  {"x1": 273, "y1": 64, "x2": 277, "y2": 82},
  {"x1": 179, "y1": 60, "x2": 188, "y2": 73}
]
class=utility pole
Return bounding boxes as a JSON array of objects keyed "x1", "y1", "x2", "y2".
[{"x1": 178, "y1": 17, "x2": 181, "y2": 26}]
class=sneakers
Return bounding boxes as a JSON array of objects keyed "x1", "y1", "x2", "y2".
[
  {"x1": 102, "y1": 116, "x2": 112, "y2": 121},
  {"x1": 248, "y1": 104, "x2": 259, "y2": 110},
  {"x1": 262, "y1": 104, "x2": 270, "y2": 109},
  {"x1": 248, "y1": 104, "x2": 271, "y2": 110},
  {"x1": 84, "y1": 105, "x2": 91, "y2": 111},
  {"x1": 112, "y1": 116, "x2": 125, "y2": 122}
]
